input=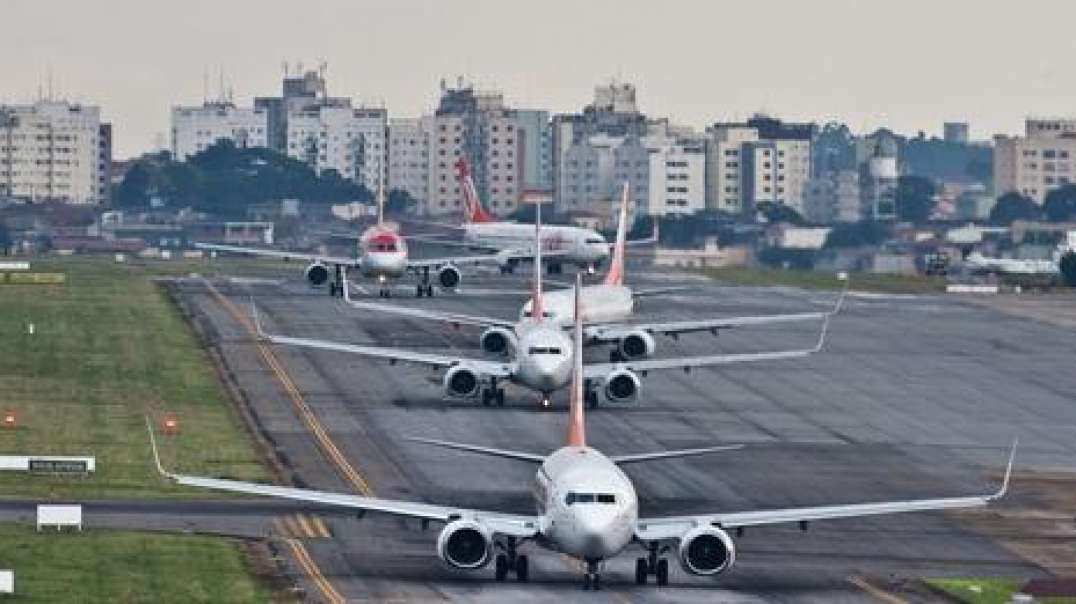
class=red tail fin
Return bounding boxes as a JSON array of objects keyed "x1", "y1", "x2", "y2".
[
  {"x1": 567, "y1": 273, "x2": 586, "y2": 448},
  {"x1": 603, "y1": 182, "x2": 630, "y2": 286},
  {"x1": 455, "y1": 158, "x2": 495, "y2": 224}
]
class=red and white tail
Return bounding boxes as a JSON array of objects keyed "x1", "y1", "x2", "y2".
[
  {"x1": 567, "y1": 273, "x2": 586, "y2": 448},
  {"x1": 455, "y1": 158, "x2": 495, "y2": 224},
  {"x1": 603, "y1": 182, "x2": 630, "y2": 287},
  {"x1": 531, "y1": 199, "x2": 545, "y2": 321}
]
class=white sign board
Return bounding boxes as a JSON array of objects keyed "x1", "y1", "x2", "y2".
[
  {"x1": 0, "y1": 262, "x2": 30, "y2": 271},
  {"x1": 37, "y1": 504, "x2": 82, "y2": 531},
  {"x1": 0, "y1": 455, "x2": 95, "y2": 473},
  {"x1": 0, "y1": 570, "x2": 12, "y2": 594}
]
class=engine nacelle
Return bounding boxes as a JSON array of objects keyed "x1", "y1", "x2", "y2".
[
  {"x1": 438, "y1": 265, "x2": 461, "y2": 290},
  {"x1": 678, "y1": 526, "x2": 736, "y2": 576},
  {"x1": 443, "y1": 366, "x2": 480, "y2": 398},
  {"x1": 602, "y1": 368, "x2": 641, "y2": 404},
  {"x1": 304, "y1": 262, "x2": 330, "y2": 286},
  {"x1": 436, "y1": 520, "x2": 492, "y2": 569},
  {"x1": 480, "y1": 327, "x2": 518, "y2": 356},
  {"x1": 618, "y1": 330, "x2": 656, "y2": 360}
]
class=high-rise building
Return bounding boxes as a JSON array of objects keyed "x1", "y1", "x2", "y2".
[
  {"x1": 387, "y1": 117, "x2": 432, "y2": 204},
  {"x1": 944, "y1": 122, "x2": 970, "y2": 144},
  {"x1": 285, "y1": 104, "x2": 386, "y2": 189},
  {"x1": 647, "y1": 140, "x2": 706, "y2": 216},
  {"x1": 704, "y1": 124, "x2": 758, "y2": 214},
  {"x1": 170, "y1": 101, "x2": 268, "y2": 161},
  {"x1": 0, "y1": 100, "x2": 111, "y2": 205},
  {"x1": 994, "y1": 118, "x2": 1076, "y2": 204}
]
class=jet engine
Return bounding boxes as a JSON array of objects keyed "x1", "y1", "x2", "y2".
[
  {"x1": 436, "y1": 520, "x2": 492, "y2": 569},
  {"x1": 678, "y1": 526, "x2": 736, "y2": 576},
  {"x1": 443, "y1": 366, "x2": 480, "y2": 398},
  {"x1": 304, "y1": 262, "x2": 330, "y2": 286},
  {"x1": 602, "y1": 368, "x2": 641, "y2": 404},
  {"x1": 480, "y1": 327, "x2": 518, "y2": 356},
  {"x1": 438, "y1": 265, "x2": 461, "y2": 290},
  {"x1": 618, "y1": 330, "x2": 656, "y2": 360}
]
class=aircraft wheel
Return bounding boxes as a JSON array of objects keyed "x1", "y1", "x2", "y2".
[
  {"x1": 481, "y1": 390, "x2": 492, "y2": 406},
  {"x1": 585, "y1": 390, "x2": 598, "y2": 409},
  {"x1": 494, "y1": 554, "x2": 509, "y2": 581},
  {"x1": 515, "y1": 554, "x2": 529, "y2": 582},
  {"x1": 656, "y1": 559, "x2": 669, "y2": 586},
  {"x1": 426, "y1": 285, "x2": 435, "y2": 297},
  {"x1": 635, "y1": 558, "x2": 648, "y2": 585},
  {"x1": 495, "y1": 389, "x2": 505, "y2": 407}
]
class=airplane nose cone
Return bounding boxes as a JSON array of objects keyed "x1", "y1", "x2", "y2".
[{"x1": 575, "y1": 511, "x2": 618, "y2": 558}]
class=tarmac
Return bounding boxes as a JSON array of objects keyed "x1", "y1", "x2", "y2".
[{"x1": 12, "y1": 260, "x2": 1076, "y2": 602}]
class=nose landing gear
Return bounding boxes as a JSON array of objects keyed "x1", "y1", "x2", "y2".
[{"x1": 582, "y1": 560, "x2": 601, "y2": 591}]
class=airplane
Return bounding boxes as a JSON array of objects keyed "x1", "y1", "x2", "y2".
[
  {"x1": 344, "y1": 182, "x2": 840, "y2": 366},
  {"x1": 149, "y1": 274, "x2": 1017, "y2": 590},
  {"x1": 194, "y1": 181, "x2": 526, "y2": 298},
  {"x1": 421, "y1": 158, "x2": 655, "y2": 275},
  {"x1": 253, "y1": 201, "x2": 834, "y2": 408}
]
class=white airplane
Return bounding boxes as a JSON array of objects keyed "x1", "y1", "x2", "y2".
[
  {"x1": 254, "y1": 203, "x2": 832, "y2": 408},
  {"x1": 195, "y1": 182, "x2": 521, "y2": 298},
  {"x1": 149, "y1": 275, "x2": 1016, "y2": 590},
  {"x1": 345, "y1": 182, "x2": 839, "y2": 369},
  {"x1": 964, "y1": 249, "x2": 1065, "y2": 276}
]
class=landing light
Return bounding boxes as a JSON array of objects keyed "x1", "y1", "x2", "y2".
[{"x1": 378, "y1": 274, "x2": 387, "y2": 283}]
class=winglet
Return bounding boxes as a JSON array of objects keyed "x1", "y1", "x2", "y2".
[
  {"x1": 144, "y1": 416, "x2": 172, "y2": 479},
  {"x1": 250, "y1": 298, "x2": 268, "y2": 340},
  {"x1": 812, "y1": 312, "x2": 832, "y2": 353},
  {"x1": 832, "y1": 274, "x2": 850, "y2": 316},
  {"x1": 341, "y1": 266, "x2": 351, "y2": 303},
  {"x1": 991, "y1": 438, "x2": 1018, "y2": 500}
]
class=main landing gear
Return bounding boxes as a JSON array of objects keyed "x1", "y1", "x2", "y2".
[
  {"x1": 330, "y1": 265, "x2": 345, "y2": 297},
  {"x1": 415, "y1": 267, "x2": 435, "y2": 297},
  {"x1": 583, "y1": 380, "x2": 599, "y2": 409},
  {"x1": 494, "y1": 538, "x2": 529, "y2": 582},
  {"x1": 634, "y1": 543, "x2": 669, "y2": 586},
  {"x1": 481, "y1": 379, "x2": 505, "y2": 406}
]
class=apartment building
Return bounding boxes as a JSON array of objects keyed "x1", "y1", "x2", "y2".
[
  {"x1": 387, "y1": 117, "x2": 431, "y2": 203},
  {"x1": 170, "y1": 101, "x2": 268, "y2": 161},
  {"x1": 994, "y1": 117, "x2": 1076, "y2": 203}
]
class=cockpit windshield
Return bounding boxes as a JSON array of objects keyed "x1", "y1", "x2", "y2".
[
  {"x1": 527, "y1": 347, "x2": 562, "y2": 355},
  {"x1": 565, "y1": 492, "x2": 616, "y2": 505},
  {"x1": 585, "y1": 237, "x2": 605, "y2": 245},
  {"x1": 522, "y1": 311, "x2": 553, "y2": 318},
  {"x1": 369, "y1": 242, "x2": 398, "y2": 252}
]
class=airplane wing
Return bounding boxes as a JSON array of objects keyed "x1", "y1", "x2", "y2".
[
  {"x1": 586, "y1": 311, "x2": 827, "y2": 343},
  {"x1": 582, "y1": 313, "x2": 832, "y2": 379},
  {"x1": 195, "y1": 242, "x2": 359, "y2": 267},
  {"x1": 146, "y1": 420, "x2": 538, "y2": 538},
  {"x1": 253, "y1": 304, "x2": 515, "y2": 376},
  {"x1": 635, "y1": 441, "x2": 1016, "y2": 541},
  {"x1": 341, "y1": 277, "x2": 516, "y2": 329}
]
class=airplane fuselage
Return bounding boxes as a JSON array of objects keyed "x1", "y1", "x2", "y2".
[
  {"x1": 359, "y1": 226, "x2": 409, "y2": 280},
  {"x1": 524, "y1": 284, "x2": 634, "y2": 328},
  {"x1": 534, "y1": 446, "x2": 638, "y2": 561},
  {"x1": 512, "y1": 322, "x2": 574, "y2": 393},
  {"x1": 463, "y1": 223, "x2": 609, "y2": 268}
]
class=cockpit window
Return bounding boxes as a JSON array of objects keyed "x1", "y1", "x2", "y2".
[
  {"x1": 527, "y1": 347, "x2": 562, "y2": 355},
  {"x1": 372, "y1": 243, "x2": 397, "y2": 252},
  {"x1": 522, "y1": 311, "x2": 553, "y2": 318},
  {"x1": 565, "y1": 492, "x2": 616, "y2": 505},
  {"x1": 585, "y1": 238, "x2": 604, "y2": 244}
]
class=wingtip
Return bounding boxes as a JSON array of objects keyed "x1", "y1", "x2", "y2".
[
  {"x1": 813, "y1": 312, "x2": 832, "y2": 352},
  {"x1": 249, "y1": 298, "x2": 267, "y2": 339},
  {"x1": 832, "y1": 274, "x2": 850, "y2": 315},
  {"x1": 994, "y1": 438, "x2": 1018, "y2": 500},
  {"x1": 145, "y1": 416, "x2": 169, "y2": 478}
]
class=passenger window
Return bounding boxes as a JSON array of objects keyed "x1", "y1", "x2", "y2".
[{"x1": 597, "y1": 494, "x2": 615, "y2": 504}]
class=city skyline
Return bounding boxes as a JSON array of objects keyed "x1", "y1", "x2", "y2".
[{"x1": 5, "y1": 1, "x2": 1076, "y2": 158}]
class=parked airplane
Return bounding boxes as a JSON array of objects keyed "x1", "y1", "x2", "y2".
[
  {"x1": 150, "y1": 275, "x2": 1016, "y2": 589},
  {"x1": 254, "y1": 203, "x2": 833, "y2": 408},
  {"x1": 345, "y1": 183, "x2": 839, "y2": 367},
  {"x1": 195, "y1": 182, "x2": 518, "y2": 298}
]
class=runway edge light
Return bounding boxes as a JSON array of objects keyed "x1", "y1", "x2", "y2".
[{"x1": 162, "y1": 413, "x2": 179, "y2": 436}]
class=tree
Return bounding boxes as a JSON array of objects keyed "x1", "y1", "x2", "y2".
[
  {"x1": 823, "y1": 221, "x2": 888, "y2": 248},
  {"x1": 895, "y1": 175, "x2": 936, "y2": 223},
  {"x1": 114, "y1": 162, "x2": 153, "y2": 208},
  {"x1": 756, "y1": 201, "x2": 804, "y2": 225},
  {"x1": 1061, "y1": 251, "x2": 1076, "y2": 287},
  {"x1": 385, "y1": 189, "x2": 417, "y2": 214},
  {"x1": 989, "y1": 192, "x2": 1041, "y2": 225},
  {"x1": 0, "y1": 222, "x2": 9, "y2": 254},
  {"x1": 1043, "y1": 184, "x2": 1076, "y2": 222}
]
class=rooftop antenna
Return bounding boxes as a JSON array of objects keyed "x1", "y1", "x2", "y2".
[
  {"x1": 203, "y1": 67, "x2": 209, "y2": 104},
  {"x1": 218, "y1": 66, "x2": 225, "y2": 103},
  {"x1": 47, "y1": 65, "x2": 54, "y2": 101},
  {"x1": 282, "y1": 61, "x2": 289, "y2": 77}
]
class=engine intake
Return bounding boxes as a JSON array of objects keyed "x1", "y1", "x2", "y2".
[
  {"x1": 480, "y1": 327, "x2": 517, "y2": 356},
  {"x1": 438, "y1": 265, "x2": 461, "y2": 290},
  {"x1": 602, "y1": 369, "x2": 641, "y2": 404},
  {"x1": 618, "y1": 331, "x2": 655, "y2": 360},
  {"x1": 678, "y1": 526, "x2": 736, "y2": 576},
  {"x1": 436, "y1": 520, "x2": 492, "y2": 569},
  {"x1": 304, "y1": 262, "x2": 330, "y2": 286},
  {"x1": 443, "y1": 366, "x2": 480, "y2": 398}
]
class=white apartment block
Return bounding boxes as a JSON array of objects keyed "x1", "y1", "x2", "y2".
[
  {"x1": 0, "y1": 101, "x2": 108, "y2": 204},
  {"x1": 170, "y1": 102, "x2": 268, "y2": 161},
  {"x1": 705, "y1": 125, "x2": 758, "y2": 213},
  {"x1": 648, "y1": 143, "x2": 705, "y2": 216},
  {"x1": 427, "y1": 114, "x2": 466, "y2": 215},
  {"x1": 387, "y1": 117, "x2": 431, "y2": 203},
  {"x1": 740, "y1": 139, "x2": 812, "y2": 215},
  {"x1": 560, "y1": 134, "x2": 650, "y2": 218},
  {"x1": 994, "y1": 118, "x2": 1076, "y2": 204},
  {"x1": 285, "y1": 105, "x2": 386, "y2": 190}
]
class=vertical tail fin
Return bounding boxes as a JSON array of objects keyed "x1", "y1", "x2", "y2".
[
  {"x1": 531, "y1": 199, "x2": 544, "y2": 321},
  {"x1": 567, "y1": 273, "x2": 586, "y2": 447},
  {"x1": 455, "y1": 158, "x2": 495, "y2": 224},
  {"x1": 603, "y1": 182, "x2": 630, "y2": 286}
]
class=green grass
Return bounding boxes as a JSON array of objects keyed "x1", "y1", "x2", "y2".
[
  {"x1": 700, "y1": 265, "x2": 947, "y2": 293},
  {"x1": 927, "y1": 577, "x2": 1076, "y2": 604},
  {"x1": 0, "y1": 523, "x2": 275, "y2": 603},
  {"x1": 0, "y1": 256, "x2": 268, "y2": 499}
]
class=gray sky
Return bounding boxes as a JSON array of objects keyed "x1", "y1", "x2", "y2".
[{"x1": 3, "y1": 0, "x2": 1073, "y2": 158}]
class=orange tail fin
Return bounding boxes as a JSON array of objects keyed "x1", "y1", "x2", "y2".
[
  {"x1": 567, "y1": 273, "x2": 586, "y2": 447},
  {"x1": 603, "y1": 182, "x2": 630, "y2": 286},
  {"x1": 455, "y1": 158, "x2": 495, "y2": 224}
]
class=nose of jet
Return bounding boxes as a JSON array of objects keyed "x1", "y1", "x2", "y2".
[{"x1": 574, "y1": 509, "x2": 619, "y2": 558}]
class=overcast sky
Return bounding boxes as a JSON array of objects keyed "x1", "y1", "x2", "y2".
[{"x1": 3, "y1": 0, "x2": 1074, "y2": 158}]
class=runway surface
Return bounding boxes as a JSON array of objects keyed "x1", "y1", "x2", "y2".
[{"x1": 85, "y1": 263, "x2": 1076, "y2": 601}]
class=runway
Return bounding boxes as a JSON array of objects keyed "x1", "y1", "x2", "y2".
[{"x1": 149, "y1": 264, "x2": 1076, "y2": 601}]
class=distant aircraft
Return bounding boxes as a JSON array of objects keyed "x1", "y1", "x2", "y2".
[
  {"x1": 150, "y1": 275, "x2": 1016, "y2": 589},
  {"x1": 255, "y1": 202, "x2": 832, "y2": 408},
  {"x1": 345, "y1": 182, "x2": 838, "y2": 376},
  {"x1": 195, "y1": 182, "x2": 519, "y2": 298},
  {"x1": 963, "y1": 251, "x2": 1061, "y2": 276}
]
